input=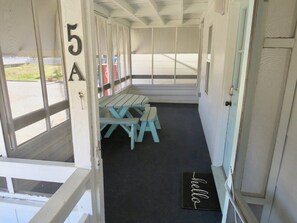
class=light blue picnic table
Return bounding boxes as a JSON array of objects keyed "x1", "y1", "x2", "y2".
[{"x1": 99, "y1": 94, "x2": 149, "y2": 137}]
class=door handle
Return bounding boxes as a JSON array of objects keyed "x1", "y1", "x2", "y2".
[{"x1": 225, "y1": 101, "x2": 232, "y2": 106}]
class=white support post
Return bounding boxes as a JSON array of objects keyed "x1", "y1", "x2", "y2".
[
  {"x1": 0, "y1": 119, "x2": 14, "y2": 194},
  {"x1": 60, "y1": 0, "x2": 93, "y2": 169},
  {"x1": 0, "y1": 120, "x2": 7, "y2": 158},
  {"x1": 151, "y1": 28, "x2": 154, "y2": 84},
  {"x1": 59, "y1": 0, "x2": 104, "y2": 222},
  {"x1": 128, "y1": 28, "x2": 133, "y2": 86},
  {"x1": 107, "y1": 22, "x2": 115, "y2": 95},
  {"x1": 174, "y1": 27, "x2": 178, "y2": 84}
]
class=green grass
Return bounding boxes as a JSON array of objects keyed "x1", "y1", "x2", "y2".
[{"x1": 5, "y1": 64, "x2": 63, "y2": 81}]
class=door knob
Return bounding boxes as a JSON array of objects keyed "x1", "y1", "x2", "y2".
[{"x1": 225, "y1": 101, "x2": 232, "y2": 106}]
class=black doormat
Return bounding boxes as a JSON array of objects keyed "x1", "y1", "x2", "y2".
[{"x1": 181, "y1": 172, "x2": 220, "y2": 211}]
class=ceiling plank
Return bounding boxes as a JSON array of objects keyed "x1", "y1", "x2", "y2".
[
  {"x1": 147, "y1": 0, "x2": 165, "y2": 25},
  {"x1": 111, "y1": 3, "x2": 208, "y2": 17},
  {"x1": 110, "y1": 0, "x2": 148, "y2": 26}
]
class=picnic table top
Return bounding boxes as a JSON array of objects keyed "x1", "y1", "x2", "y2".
[{"x1": 99, "y1": 94, "x2": 149, "y2": 109}]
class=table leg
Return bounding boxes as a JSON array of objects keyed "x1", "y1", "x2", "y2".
[
  {"x1": 104, "y1": 107, "x2": 129, "y2": 138},
  {"x1": 104, "y1": 124, "x2": 118, "y2": 138}
]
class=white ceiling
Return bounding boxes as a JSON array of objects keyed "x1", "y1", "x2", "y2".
[{"x1": 94, "y1": 0, "x2": 209, "y2": 27}]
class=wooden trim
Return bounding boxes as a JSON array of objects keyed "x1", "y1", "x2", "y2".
[
  {"x1": 0, "y1": 157, "x2": 76, "y2": 183},
  {"x1": 13, "y1": 100, "x2": 70, "y2": 131},
  {"x1": 13, "y1": 109, "x2": 46, "y2": 131},
  {"x1": 152, "y1": 74, "x2": 172, "y2": 79},
  {"x1": 0, "y1": 49, "x2": 17, "y2": 149},
  {"x1": 263, "y1": 38, "x2": 295, "y2": 48},
  {"x1": 243, "y1": 195, "x2": 265, "y2": 205},
  {"x1": 103, "y1": 83, "x2": 111, "y2": 90},
  {"x1": 98, "y1": 83, "x2": 112, "y2": 93},
  {"x1": 31, "y1": 0, "x2": 51, "y2": 131},
  {"x1": 114, "y1": 79, "x2": 121, "y2": 85},
  {"x1": 0, "y1": 102, "x2": 9, "y2": 157},
  {"x1": 235, "y1": 191, "x2": 260, "y2": 223},
  {"x1": 0, "y1": 192, "x2": 49, "y2": 202},
  {"x1": 132, "y1": 74, "x2": 197, "y2": 79},
  {"x1": 113, "y1": 77, "x2": 130, "y2": 86},
  {"x1": 49, "y1": 100, "x2": 70, "y2": 115},
  {"x1": 176, "y1": 75, "x2": 197, "y2": 79},
  {"x1": 211, "y1": 165, "x2": 226, "y2": 210}
]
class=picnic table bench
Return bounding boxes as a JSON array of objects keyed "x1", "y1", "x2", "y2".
[
  {"x1": 137, "y1": 107, "x2": 161, "y2": 143},
  {"x1": 99, "y1": 94, "x2": 149, "y2": 150}
]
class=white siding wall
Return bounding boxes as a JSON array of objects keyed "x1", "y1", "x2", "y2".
[
  {"x1": 269, "y1": 85, "x2": 297, "y2": 222},
  {"x1": 241, "y1": 49, "x2": 291, "y2": 195},
  {"x1": 198, "y1": 2, "x2": 231, "y2": 165}
]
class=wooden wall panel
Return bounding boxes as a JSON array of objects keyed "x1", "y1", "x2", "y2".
[
  {"x1": 265, "y1": 0, "x2": 297, "y2": 38},
  {"x1": 269, "y1": 83, "x2": 297, "y2": 223},
  {"x1": 241, "y1": 49, "x2": 291, "y2": 195}
]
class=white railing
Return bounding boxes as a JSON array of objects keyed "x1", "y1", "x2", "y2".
[
  {"x1": 225, "y1": 176, "x2": 259, "y2": 223},
  {"x1": 0, "y1": 157, "x2": 95, "y2": 223}
]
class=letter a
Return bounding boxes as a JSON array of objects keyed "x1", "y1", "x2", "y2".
[{"x1": 68, "y1": 62, "x2": 85, "y2": 81}]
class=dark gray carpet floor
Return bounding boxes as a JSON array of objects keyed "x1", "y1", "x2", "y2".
[{"x1": 101, "y1": 103, "x2": 222, "y2": 223}]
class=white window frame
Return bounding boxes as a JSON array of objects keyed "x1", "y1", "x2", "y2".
[{"x1": 0, "y1": 0, "x2": 70, "y2": 151}]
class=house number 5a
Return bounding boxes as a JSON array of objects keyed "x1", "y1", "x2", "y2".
[
  {"x1": 67, "y1": 24, "x2": 82, "y2": 56},
  {"x1": 67, "y1": 24, "x2": 85, "y2": 81}
]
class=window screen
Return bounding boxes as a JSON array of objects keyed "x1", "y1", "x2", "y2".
[
  {"x1": 176, "y1": 27, "x2": 199, "y2": 84},
  {"x1": 1, "y1": 0, "x2": 44, "y2": 119},
  {"x1": 153, "y1": 28, "x2": 175, "y2": 84},
  {"x1": 131, "y1": 28, "x2": 153, "y2": 84}
]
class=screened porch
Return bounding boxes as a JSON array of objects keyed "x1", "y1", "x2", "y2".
[{"x1": 0, "y1": 0, "x2": 273, "y2": 222}]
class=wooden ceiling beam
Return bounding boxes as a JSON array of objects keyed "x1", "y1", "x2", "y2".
[
  {"x1": 147, "y1": 0, "x2": 165, "y2": 25},
  {"x1": 110, "y1": 0, "x2": 148, "y2": 26}
]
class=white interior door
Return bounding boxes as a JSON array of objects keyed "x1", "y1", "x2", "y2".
[{"x1": 223, "y1": 3, "x2": 249, "y2": 176}]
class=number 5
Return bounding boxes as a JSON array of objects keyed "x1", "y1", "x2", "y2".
[{"x1": 67, "y1": 24, "x2": 82, "y2": 56}]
